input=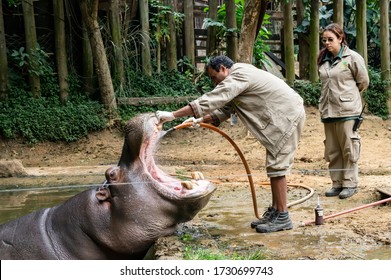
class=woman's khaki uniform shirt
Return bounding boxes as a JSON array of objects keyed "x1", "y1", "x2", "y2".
[{"x1": 318, "y1": 46, "x2": 369, "y2": 119}]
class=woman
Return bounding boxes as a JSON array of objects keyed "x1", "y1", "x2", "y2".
[{"x1": 317, "y1": 23, "x2": 369, "y2": 199}]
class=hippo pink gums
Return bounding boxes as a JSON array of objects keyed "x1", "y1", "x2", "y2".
[{"x1": 0, "y1": 113, "x2": 215, "y2": 259}]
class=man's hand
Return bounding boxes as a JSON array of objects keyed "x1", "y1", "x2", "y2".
[
  {"x1": 156, "y1": 111, "x2": 175, "y2": 124},
  {"x1": 182, "y1": 117, "x2": 203, "y2": 127}
]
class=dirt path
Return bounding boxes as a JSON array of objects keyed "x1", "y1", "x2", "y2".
[{"x1": 1, "y1": 106, "x2": 390, "y2": 259}]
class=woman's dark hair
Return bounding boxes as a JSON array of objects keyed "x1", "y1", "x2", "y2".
[
  {"x1": 317, "y1": 23, "x2": 348, "y2": 65},
  {"x1": 206, "y1": 55, "x2": 234, "y2": 72}
]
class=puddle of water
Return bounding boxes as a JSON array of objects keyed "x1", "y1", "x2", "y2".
[
  {"x1": 195, "y1": 185, "x2": 391, "y2": 260},
  {"x1": 0, "y1": 174, "x2": 105, "y2": 224},
  {"x1": 0, "y1": 186, "x2": 90, "y2": 224}
]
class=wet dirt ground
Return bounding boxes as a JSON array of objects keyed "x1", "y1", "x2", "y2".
[{"x1": 1, "y1": 107, "x2": 390, "y2": 260}]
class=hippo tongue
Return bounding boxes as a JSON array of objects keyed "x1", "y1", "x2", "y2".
[{"x1": 143, "y1": 143, "x2": 209, "y2": 197}]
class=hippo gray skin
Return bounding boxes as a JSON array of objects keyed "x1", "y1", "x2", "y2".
[{"x1": 0, "y1": 113, "x2": 215, "y2": 260}]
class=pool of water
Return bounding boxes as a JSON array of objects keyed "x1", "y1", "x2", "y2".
[
  {"x1": 0, "y1": 174, "x2": 103, "y2": 224},
  {"x1": 195, "y1": 185, "x2": 391, "y2": 260},
  {"x1": 1, "y1": 176, "x2": 390, "y2": 260},
  {"x1": 0, "y1": 186, "x2": 90, "y2": 224}
]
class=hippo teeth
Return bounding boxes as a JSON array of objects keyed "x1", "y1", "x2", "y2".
[
  {"x1": 191, "y1": 171, "x2": 204, "y2": 180},
  {"x1": 180, "y1": 172, "x2": 207, "y2": 190},
  {"x1": 181, "y1": 181, "x2": 194, "y2": 190}
]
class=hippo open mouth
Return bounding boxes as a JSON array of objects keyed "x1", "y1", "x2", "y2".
[
  {"x1": 114, "y1": 113, "x2": 215, "y2": 201},
  {"x1": 143, "y1": 115, "x2": 215, "y2": 199}
]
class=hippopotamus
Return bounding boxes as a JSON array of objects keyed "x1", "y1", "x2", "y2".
[{"x1": 0, "y1": 113, "x2": 215, "y2": 259}]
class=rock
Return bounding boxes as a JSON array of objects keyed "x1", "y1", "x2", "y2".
[{"x1": 0, "y1": 160, "x2": 28, "y2": 177}]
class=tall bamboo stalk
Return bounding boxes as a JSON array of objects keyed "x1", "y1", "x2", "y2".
[
  {"x1": 309, "y1": 0, "x2": 319, "y2": 83},
  {"x1": 53, "y1": 0, "x2": 69, "y2": 104},
  {"x1": 283, "y1": 0, "x2": 295, "y2": 86},
  {"x1": 0, "y1": 0, "x2": 8, "y2": 99},
  {"x1": 22, "y1": 0, "x2": 41, "y2": 97}
]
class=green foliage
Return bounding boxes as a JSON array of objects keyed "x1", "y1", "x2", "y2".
[
  {"x1": 150, "y1": 0, "x2": 171, "y2": 43},
  {"x1": 10, "y1": 46, "x2": 54, "y2": 78},
  {"x1": 202, "y1": 0, "x2": 271, "y2": 65},
  {"x1": 194, "y1": 71, "x2": 214, "y2": 94},
  {"x1": 0, "y1": 74, "x2": 107, "y2": 143},
  {"x1": 180, "y1": 233, "x2": 194, "y2": 242},
  {"x1": 294, "y1": 79, "x2": 321, "y2": 106},
  {"x1": 5, "y1": 0, "x2": 20, "y2": 7},
  {"x1": 120, "y1": 68, "x2": 200, "y2": 98},
  {"x1": 117, "y1": 66, "x2": 213, "y2": 126},
  {"x1": 178, "y1": 226, "x2": 267, "y2": 260},
  {"x1": 177, "y1": 56, "x2": 195, "y2": 77},
  {"x1": 149, "y1": 0, "x2": 184, "y2": 44},
  {"x1": 253, "y1": 20, "x2": 272, "y2": 68},
  {"x1": 295, "y1": 0, "x2": 388, "y2": 68},
  {"x1": 364, "y1": 68, "x2": 390, "y2": 120},
  {"x1": 10, "y1": 47, "x2": 29, "y2": 69},
  {"x1": 183, "y1": 245, "x2": 267, "y2": 260}
]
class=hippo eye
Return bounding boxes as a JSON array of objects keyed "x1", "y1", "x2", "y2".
[{"x1": 110, "y1": 170, "x2": 116, "y2": 179}]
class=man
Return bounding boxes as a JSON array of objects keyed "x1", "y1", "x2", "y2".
[{"x1": 156, "y1": 55, "x2": 305, "y2": 233}]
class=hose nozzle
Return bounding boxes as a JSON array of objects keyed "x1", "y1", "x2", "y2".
[{"x1": 159, "y1": 127, "x2": 176, "y2": 138}]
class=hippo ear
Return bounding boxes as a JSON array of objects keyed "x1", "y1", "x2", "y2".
[{"x1": 96, "y1": 187, "x2": 111, "y2": 202}]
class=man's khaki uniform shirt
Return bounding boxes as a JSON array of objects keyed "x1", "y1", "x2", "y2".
[{"x1": 189, "y1": 63, "x2": 305, "y2": 157}]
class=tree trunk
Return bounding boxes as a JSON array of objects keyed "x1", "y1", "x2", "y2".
[
  {"x1": 110, "y1": 0, "x2": 125, "y2": 92},
  {"x1": 22, "y1": 0, "x2": 40, "y2": 98},
  {"x1": 124, "y1": 0, "x2": 138, "y2": 38},
  {"x1": 0, "y1": 0, "x2": 8, "y2": 99},
  {"x1": 225, "y1": 0, "x2": 238, "y2": 61},
  {"x1": 255, "y1": 0, "x2": 268, "y2": 38},
  {"x1": 166, "y1": 0, "x2": 177, "y2": 71},
  {"x1": 379, "y1": 0, "x2": 391, "y2": 112},
  {"x1": 184, "y1": 0, "x2": 195, "y2": 67},
  {"x1": 53, "y1": 0, "x2": 69, "y2": 104},
  {"x1": 238, "y1": 0, "x2": 262, "y2": 63},
  {"x1": 139, "y1": 0, "x2": 152, "y2": 76},
  {"x1": 296, "y1": 0, "x2": 309, "y2": 79},
  {"x1": 79, "y1": 0, "x2": 117, "y2": 115},
  {"x1": 82, "y1": 21, "x2": 94, "y2": 96},
  {"x1": 309, "y1": 0, "x2": 319, "y2": 83},
  {"x1": 356, "y1": 0, "x2": 367, "y2": 66},
  {"x1": 206, "y1": 0, "x2": 218, "y2": 56},
  {"x1": 333, "y1": 0, "x2": 343, "y2": 27},
  {"x1": 156, "y1": 25, "x2": 161, "y2": 74},
  {"x1": 283, "y1": 0, "x2": 295, "y2": 86}
]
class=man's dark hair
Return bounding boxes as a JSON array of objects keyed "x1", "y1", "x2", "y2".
[{"x1": 206, "y1": 55, "x2": 234, "y2": 72}]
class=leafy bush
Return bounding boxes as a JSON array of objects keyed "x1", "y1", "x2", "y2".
[
  {"x1": 0, "y1": 79, "x2": 107, "y2": 143},
  {"x1": 364, "y1": 68, "x2": 390, "y2": 120},
  {"x1": 294, "y1": 79, "x2": 321, "y2": 106},
  {"x1": 120, "y1": 69, "x2": 201, "y2": 98}
]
